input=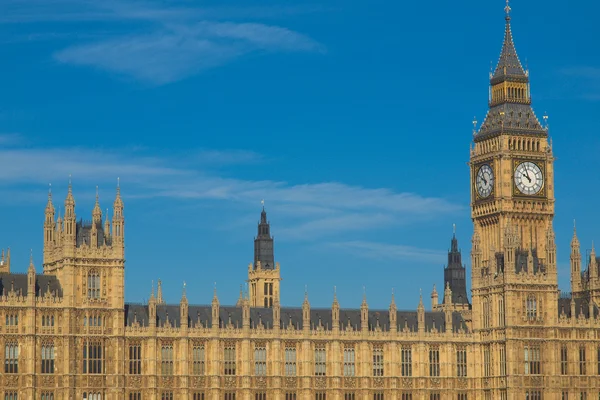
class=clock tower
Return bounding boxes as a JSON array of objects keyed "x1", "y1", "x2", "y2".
[
  {"x1": 469, "y1": 2, "x2": 559, "y2": 346},
  {"x1": 470, "y1": 4, "x2": 554, "y2": 260}
]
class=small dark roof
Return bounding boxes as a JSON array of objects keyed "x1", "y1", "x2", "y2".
[
  {"x1": 124, "y1": 303, "x2": 469, "y2": 333},
  {"x1": 0, "y1": 273, "x2": 62, "y2": 297}
]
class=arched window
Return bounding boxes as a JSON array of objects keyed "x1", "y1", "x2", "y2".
[
  {"x1": 41, "y1": 342, "x2": 55, "y2": 373},
  {"x1": 88, "y1": 271, "x2": 101, "y2": 299},
  {"x1": 526, "y1": 295, "x2": 537, "y2": 320}
]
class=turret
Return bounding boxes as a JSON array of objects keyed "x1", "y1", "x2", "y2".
[
  {"x1": 571, "y1": 222, "x2": 582, "y2": 293},
  {"x1": 332, "y1": 287, "x2": 340, "y2": 332},
  {"x1": 417, "y1": 290, "x2": 425, "y2": 333},
  {"x1": 44, "y1": 184, "x2": 56, "y2": 249},
  {"x1": 27, "y1": 252, "x2": 36, "y2": 305},
  {"x1": 360, "y1": 289, "x2": 368, "y2": 332},
  {"x1": 211, "y1": 285, "x2": 219, "y2": 329},
  {"x1": 90, "y1": 187, "x2": 102, "y2": 247},
  {"x1": 63, "y1": 177, "x2": 76, "y2": 246},
  {"x1": 444, "y1": 282, "x2": 452, "y2": 305},
  {"x1": 248, "y1": 204, "x2": 281, "y2": 308},
  {"x1": 156, "y1": 279, "x2": 164, "y2": 304},
  {"x1": 389, "y1": 290, "x2": 397, "y2": 333},
  {"x1": 590, "y1": 243, "x2": 598, "y2": 280},
  {"x1": 148, "y1": 283, "x2": 157, "y2": 329},
  {"x1": 180, "y1": 282, "x2": 189, "y2": 331},
  {"x1": 112, "y1": 179, "x2": 125, "y2": 255},
  {"x1": 302, "y1": 288, "x2": 310, "y2": 332},
  {"x1": 431, "y1": 285, "x2": 438, "y2": 309}
]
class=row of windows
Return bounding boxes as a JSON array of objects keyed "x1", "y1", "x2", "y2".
[{"x1": 8, "y1": 341, "x2": 600, "y2": 378}]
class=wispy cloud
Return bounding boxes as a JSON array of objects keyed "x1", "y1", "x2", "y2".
[
  {"x1": 1, "y1": 0, "x2": 324, "y2": 84},
  {"x1": 328, "y1": 241, "x2": 446, "y2": 264},
  {"x1": 0, "y1": 144, "x2": 461, "y2": 240}
]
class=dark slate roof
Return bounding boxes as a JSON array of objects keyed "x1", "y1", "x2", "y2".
[
  {"x1": 492, "y1": 17, "x2": 527, "y2": 82},
  {"x1": 476, "y1": 103, "x2": 545, "y2": 140},
  {"x1": 125, "y1": 303, "x2": 469, "y2": 333},
  {"x1": 76, "y1": 219, "x2": 110, "y2": 247},
  {"x1": 0, "y1": 273, "x2": 63, "y2": 297},
  {"x1": 558, "y1": 297, "x2": 600, "y2": 319}
]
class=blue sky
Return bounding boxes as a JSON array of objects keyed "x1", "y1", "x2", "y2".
[{"x1": 0, "y1": 0, "x2": 599, "y2": 309}]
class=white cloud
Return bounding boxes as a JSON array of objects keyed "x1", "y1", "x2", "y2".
[
  {"x1": 0, "y1": 145, "x2": 462, "y2": 240},
  {"x1": 1, "y1": 0, "x2": 324, "y2": 84}
]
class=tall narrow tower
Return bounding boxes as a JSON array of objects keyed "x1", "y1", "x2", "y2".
[
  {"x1": 248, "y1": 205, "x2": 281, "y2": 308},
  {"x1": 470, "y1": 2, "x2": 554, "y2": 264},
  {"x1": 442, "y1": 226, "x2": 470, "y2": 310}
]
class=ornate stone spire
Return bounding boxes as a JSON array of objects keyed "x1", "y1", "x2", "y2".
[
  {"x1": 492, "y1": 0, "x2": 527, "y2": 82},
  {"x1": 92, "y1": 186, "x2": 102, "y2": 222},
  {"x1": 476, "y1": 2, "x2": 544, "y2": 139}
]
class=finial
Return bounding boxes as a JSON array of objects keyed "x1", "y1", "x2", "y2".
[
  {"x1": 151, "y1": 280, "x2": 155, "y2": 297},
  {"x1": 67, "y1": 174, "x2": 72, "y2": 193},
  {"x1": 261, "y1": 199, "x2": 265, "y2": 210},
  {"x1": 333, "y1": 285, "x2": 337, "y2": 301},
  {"x1": 453, "y1": 223, "x2": 456, "y2": 236},
  {"x1": 363, "y1": 285, "x2": 366, "y2": 301},
  {"x1": 29, "y1": 248, "x2": 33, "y2": 265},
  {"x1": 183, "y1": 281, "x2": 187, "y2": 296},
  {"x1": 95, "y1": 185, "x2": 99, "y2": 202},
  {"x1": 213, "y1": 282, "x2": 217, "y2": 297},
  {"x1": 505, "y1": 0, "x2": 511, "y2": 19},
  {"x1": 472, "y1": 117, "x2": 477, "y2": 136},
  {"x1": 304, "y1": 284, "x2": 308, "y2": 299},
  {"x1": 574, "y1": 219, "x2": 577, "y2": 234},
  {"x1": 543, "y1": 112, "x2": 549, "y2": 130},
  {"x1": 48, "y1": 183, "x2": 52, "y2": 198}
]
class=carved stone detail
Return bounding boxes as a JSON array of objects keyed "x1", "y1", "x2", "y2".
[
  {"x1": 373, "y1": 377, "x2": 384, "y2": 388},
  {"x1": 256, "y1": 376, "x2": 267, "y2": 389},
  {"x1": 285, "y1": 376, "x2": 297, "y2": 388},
  {"x1": 224, "y1": 376, "x2": 236, "y2": 388},
  {"x1": 315, "y1": 377, "x2": 326, "y2": 389},
  {"x1": 344, "y1": 377, "x2": 356, "y2": 388},
  {"x1": 401, "y1": 378, "x2": 413, "y2": 388}
]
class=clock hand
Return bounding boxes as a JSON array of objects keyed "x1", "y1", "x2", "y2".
[{"x1": 522, "y1": 173, "x2": 531, "y2": 183}]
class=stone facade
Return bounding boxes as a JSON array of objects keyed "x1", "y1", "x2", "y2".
[{"x1": 1, "y1": 4, "x2": 600, "y2": 400}]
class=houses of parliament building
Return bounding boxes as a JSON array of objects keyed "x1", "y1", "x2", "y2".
[{"x1": 2, "y1": 4, "x2": 600, "y2": 400}]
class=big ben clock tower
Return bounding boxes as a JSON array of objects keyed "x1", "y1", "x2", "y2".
[
  {"x1": 469, "y1": 2, "x2": 559, "y2": 351},
  {"x1": 470, "y1": 3, "x2": 554, "y2": 260}
]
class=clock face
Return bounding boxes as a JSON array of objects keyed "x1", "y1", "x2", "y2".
[
  {"x1": 514, "y1": 161, "x2": 544, "y2": 195},
  {"x1": 476, "y1": 164, "x2": 494, "y2": 198}
]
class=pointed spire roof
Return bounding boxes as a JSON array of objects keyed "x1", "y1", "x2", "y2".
[
  {"x1": 28, "y1": 249, "x2": 35, "y2": 274},
  {"x1": 181, "y1": 281, "x2": 188, "y2": 303},
  {"x1": 389, "y1": 288, "x2": 397, "y2": 310},
  {"x1": 65, "y1": 175, "x2": 75, "y2": 209},
  {"x1": 212, "y1": 282, "x2": 219, "y2": 305},
  {"x1": 418, "y1": 288, "x2": 424, "y2": 311},
  {"x1": 114, "y1": 178, "x2": 123, "y2": 208},
  {"x1": 45, "y1": 183, "x2": 55, "y2": 213},
  {"x1": 92, "y1": 186, "x2": 102, "y2": 220},
  {"x1": 491, "y1": 1, "x2": 527, "y2": 82},
  {"x1": 332, "y1": 286, "x2": 339, "y2": 307},
  {"x1": 475, "y1": 2, "x2": 545, "y2": 140},
  {"x1": 571, "y1": 220, "x2": 580, "y2": 247}
]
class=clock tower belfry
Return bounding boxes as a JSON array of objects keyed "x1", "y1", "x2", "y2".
[{"x1": 470, "y1": 3, "x2": 554, "y2": 260}]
